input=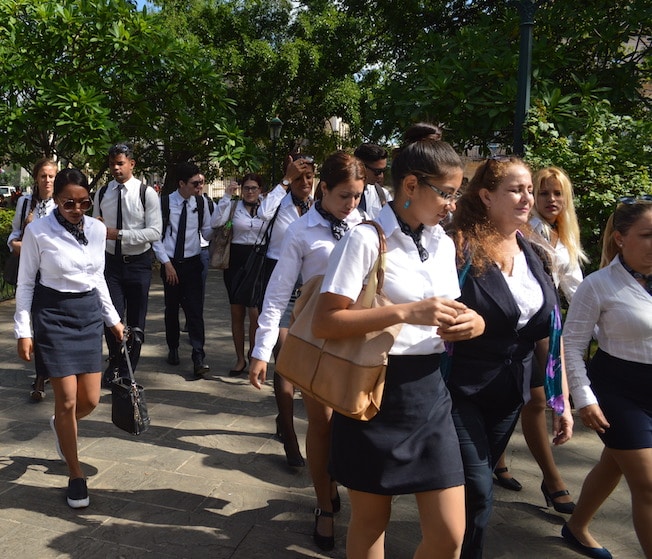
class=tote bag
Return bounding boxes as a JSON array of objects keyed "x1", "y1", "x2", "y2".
[
  {"x1": 276, "y1": 221, "x2": 402, "y2": 421},
  {"x1": 209, "y1": 199, "x2": 238, "y2": 269}
]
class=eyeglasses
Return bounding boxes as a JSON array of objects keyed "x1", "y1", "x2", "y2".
[
  {"x1": 61, "y1": 199, "x2": 93, "y2": 212},
  {"x1": 619, "y1": 195, "x2": 652, "y2": 204},
  {"x1": 189, "y1": 180, "x2": 204, "y2": 187},
  {"x1": 365, "y1": 164, "x2": 387, "y2": 176},
  {"x1": 417, "y1": 176, "x2": 462, "y2": 203},
  {"x1": 242, "y1": 186, "x2": 260, "y2": 192}
]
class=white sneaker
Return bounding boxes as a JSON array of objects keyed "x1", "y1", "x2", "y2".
[{"x1": 49, "y1": 415, "x2": 66, "y2": 463}]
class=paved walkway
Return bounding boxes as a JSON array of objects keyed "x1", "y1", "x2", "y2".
[{"x1": 0, "y1": 269, "x2": 642, "y2": 558}]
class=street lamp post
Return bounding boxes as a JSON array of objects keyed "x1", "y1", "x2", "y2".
[
  {"x1": 513, "y1": 0, "x2": 540, "y2": 156},
  {"x1": 269, "y1": 117, "x2": 283, "y2": 186}
]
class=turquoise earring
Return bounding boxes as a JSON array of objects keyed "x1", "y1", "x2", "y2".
[{"x1": 404, "y1": 200, "x2": 411, "y2": 209}]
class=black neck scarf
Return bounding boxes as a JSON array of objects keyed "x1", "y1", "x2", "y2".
[
  {"x1": 291, "y1": 193, "x2": 311, "y2": 216},
  {"x1": 390, "y1": 202, "x2": 428, "y2": 262},
  {"x1": 54, "y1": 208, "x2": 88, "y2": 246},
  {"x1": 243, "y1": 200, "x2": 259, "y2": 216},
  {"x1": 315, "y1": 200, "x2": 348, "y2": 240},
  {"x1": 620, "y1": 254, "x2": 652, "y2": 295}
]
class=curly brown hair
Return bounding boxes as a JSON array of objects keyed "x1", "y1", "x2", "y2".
[{"x1": 450, "y1": 157, "x2": 532, "y2": 273}]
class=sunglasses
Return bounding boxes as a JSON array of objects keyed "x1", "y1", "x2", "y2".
[
  {"x1": 189, "y1": 180, "x2": 205, "y2": 187},
  {"x1": 619, "y1": 195, "x2": 652, "y2": 204},
  {"x1": 365, "y1": 164, "x2": 387, "y2": 176},
  {"x1": 61, "y1": 199, "x2": 93, "y2": 212},
  {"x1": 416, "y1": 176, "x2": 462, "y2": 203}
]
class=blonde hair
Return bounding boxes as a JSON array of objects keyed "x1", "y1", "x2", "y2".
[{"x1": 532, "y1": 166, "x2": 587, "y2": 266}]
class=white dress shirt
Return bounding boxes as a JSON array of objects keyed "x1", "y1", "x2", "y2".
[
  {"x1": 7, "y1": 195, "x2": 56, "y2": 250},
  {"x1": 153, "y1": 191, "x2": 214, "y2": 264},
  {"x1": 252, "y1": 205, "x2": 365, "y2": 363},
  {"x1": 257, "y1": 184, "x2": 308, "y2": 260},
  {"x1": 563, "y1": 256, "x2": 652, "y2": 409},
  {"x1": 321, "y1": 204, "x2": 460, "y2": 356},
  {"x1": 14, "y1": 212, "x2": 120, "y2": 339},
  {"x1": 530, "y1": 215, "x2": 583, "y2": 301},
  {"x1": 361, "y1": 183, "x2": 393, "y2": 219},
  {"x1": 212, "y1": 195, "x2": 266, "y2": 245},
  {"x1": 92, "y1": 176, "x2": 162, "y2": 255}
]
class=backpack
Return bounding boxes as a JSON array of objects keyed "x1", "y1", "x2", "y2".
[{"x1": 161, "y1": 194, "x2": 205, "y2": 240}]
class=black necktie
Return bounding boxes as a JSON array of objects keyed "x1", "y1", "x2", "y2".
[
  {"x1": 115, "y1": 184, "x2": 123, "y2": 256},
  {"x1": 174, "y1": 200, "x2": 187, "y2": 261}
]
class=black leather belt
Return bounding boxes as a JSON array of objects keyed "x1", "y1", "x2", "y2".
[{"x1": 106, "y1": 251, "x2": 150, "y2": 263}]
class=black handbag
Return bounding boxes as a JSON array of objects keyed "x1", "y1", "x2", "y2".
[
  {"x1": 231, "y1": 206, "x2": 279, "y2": 308},
  {"x1": 111, "y1": 328, "x2": 150, "y2": 435},
  {"x1": 3, "y1": 253, "x2": 19, "y2": 286}
]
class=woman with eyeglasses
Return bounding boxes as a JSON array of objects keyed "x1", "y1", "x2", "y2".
[
  {"x1": 212, "y1": 173, "x2": 266, "y2": 376},
  {"x1": 14, "y1": 168, "x2": 124, "y2": 509},
  {"x1": 8, "y1": 158, "x2": 58, "y2": 402},
  {"x1": 561, "y1": 198, "x2": 652, "y2": 559},
  {"x1": 314, "y1": 139, "x2": 485, "y2": 558},
  {"x1": 493, "y1": 166, "x2": 586, "y2": 510},
  {"x1": 446, "y1": 157, "x2": 573, "y2": 559}
]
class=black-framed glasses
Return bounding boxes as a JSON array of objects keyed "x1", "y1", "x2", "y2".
[
  {"x1": 619, "y1": 195, "x2": 652, "y2": 204},
  {"x1": 242, "y1": 185, "x2": 260, "y2": 192},
  {"x1": 416, "y1": 176, "x2": 462, "y2": 203},
  {"x1": 365, "y1": 164, "x2": 387, "y2": 176},
  {"x1": 61, "y1": 199, "x2": 93, "y2": 212}
]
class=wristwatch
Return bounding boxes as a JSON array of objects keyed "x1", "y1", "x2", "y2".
[
  {"x1": 117, "y1": 230, "x2": 123, "y2": 240},
  {"x1": 281, "y1": 178, "x2": 291, "y2": 188}
]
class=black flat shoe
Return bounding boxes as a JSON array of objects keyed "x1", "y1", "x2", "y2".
[
  {"x1": 561, "y1": 524, "x2": 612, "y2": 559},
  {"x1": 493, "y1": 467, "x2": 523, "y2": 491},
  {"x1": 542, "y1": 481, "x2": 576, "y2": 514},
  {"x1": 167, "y1": 348, "x2": 180, "y2": 365},
  {"x1": 313, "y1": 508, "x2": 335, "y2": 552}
]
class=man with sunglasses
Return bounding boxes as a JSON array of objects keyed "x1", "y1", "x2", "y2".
[
  {"x1": 353, "y1": 143, "x2": 393, "y2": 219},
  {"x1": 94, "y1": 143, "x2": 162, "y2": 386}
]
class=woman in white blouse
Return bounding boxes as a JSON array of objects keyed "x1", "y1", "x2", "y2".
[
  {"x1": 251, "y1": 154, "x2": 315, "y2": 471},
  {"x1": 8, "y1": 158, "x2": 58, "y2": 402},
  {"x1": 250, "y1": 152, "x2": 366, "y2": 552},
  {"x1": 212, "y1": 173, "x2": 266, "y2": 375},
  {"x1": 562, "y1": 199, "x2": 652, "y2": 559},
  {"x1": 14, "y1": 168, "x2": 123, "y2": 509},
  {"x1": 314, "y1": 139, "x2": 485, "y2": 558}
]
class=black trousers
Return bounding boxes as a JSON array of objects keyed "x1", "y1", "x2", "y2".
[
  {"x1": 161, "y1": 255, "x2": 205, "y2": 363},
  {"x1": 104, "y1": 251, "x2": 152, "y2": 373}
]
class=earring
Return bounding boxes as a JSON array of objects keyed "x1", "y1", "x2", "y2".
[{"x1": 404, "y1": 199, "x2": 411, "y2": 209}]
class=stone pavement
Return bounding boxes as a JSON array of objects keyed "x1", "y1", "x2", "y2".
[{"x1": 0, "y1": 269, "x2": 642, "y2": 558}]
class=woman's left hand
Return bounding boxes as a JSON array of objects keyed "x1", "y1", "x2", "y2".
[
  {"x1": 552, "y1": 399, "x2": 574, "y2": 445},
  {"x1": 17, "y1": 338, "x2": 33, "y2": 362},
  {"x1": 110, "y1": 322, "x2": 125, "y2": 342},
  {"x1": 437, "y1": 309, "x2": 485, "y2": 341}
]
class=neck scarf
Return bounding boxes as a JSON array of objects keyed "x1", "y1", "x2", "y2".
[
  {"x1": 390, "y1": 202, "x2": 428, "y2": 262},
  {"x1": 36, "y1": 198, "x2": 51, "y2": 218},
  {"x1": 243, "y1": 200, "x2": 259, "y2": 216},
  {"x1": 315, "y1": 200, "x2": 348, "y2": 240},
  {"x1": 54, "y1": 208, "x2": 88, "y2": 245},
  {"x1": 291, "y1": 192, "x2": 311, "y2": 216},
  {"x1": 619, "y1": 254, "x2": 652, "y2": 295}
]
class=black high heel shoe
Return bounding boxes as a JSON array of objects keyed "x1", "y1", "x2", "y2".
[
  {"x1": 283, "y1": 443, "x2": 305, "y2": 470},
  {"x1": 313, "y1": 508, "x2": 335, "y2": 551},
  {"x1": 493, "y1": 467, "x2": 522, "y2": 491},
  {"x1": 542, "y1": 481, "x2": 576, "y2": 514},
  {"x1": 561, "y1": 524, "x2": 612, "y2": 559}
]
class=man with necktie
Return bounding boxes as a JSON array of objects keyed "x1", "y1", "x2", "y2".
[
  {"x1": 94, "y1": 143, "x2": 162, "y2": 386},
  {"x1": 153, "y1": 162, "x2": 213, "y2": 377},
  {"x1": 353, "y1": 143, "x2": 393, "y2": 219}
]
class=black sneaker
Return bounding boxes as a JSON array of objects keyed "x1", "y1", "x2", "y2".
[{"x1": 67, "y1": 478, "x2": 89, "y2": 509}]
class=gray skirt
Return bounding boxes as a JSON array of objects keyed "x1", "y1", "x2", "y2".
[{"x1": 32, "y1": 283, "x2": 104, "y2": 378}]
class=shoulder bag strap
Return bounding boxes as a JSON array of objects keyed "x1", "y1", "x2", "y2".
[{"x1": 359, "y1": 220, "x2": 388, "y2": 308}]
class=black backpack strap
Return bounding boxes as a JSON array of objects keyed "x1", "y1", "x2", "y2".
[
  {"x1": 195, "y1": 195, "x2": 204, "y2": 231},
  {"x1": 140, "y1": 183, "x2": 147, "y2": 209},
  {"x1": 161, "y1": 195, "x2": 170, "y2": 239},
  {"x1": 374, "y1": 184, "x2": 387, "y2": 206},
  {"x1": 97, "y1": 185, "x2": 108, "y2": 218}
]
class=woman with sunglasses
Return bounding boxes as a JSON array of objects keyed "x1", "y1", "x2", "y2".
[
  {"x1": 213, "y1": 173, "x2": 266, "y2": 376},
  {"x1": 8, "y1": 158, "x2": 58, "y2": 402},
  {"x1": 446, "y1": 157, "x2": 573, "y2": 559},
  {"x1": 561, "y1": 197, "x2": 652, "y2": 559},
  {"x1": 14, "y1": 168, "x2": 124, "y2": 509}
]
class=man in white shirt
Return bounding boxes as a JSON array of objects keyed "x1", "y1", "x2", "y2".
[
  {"x1": 94, "y1": 143, "x2": 162, "y2": 386},
  {"x1": 353, "y1": 143, "x2": 393, "y2": 219},
  {"x1": 153, "y1": 162, "x2": 214, "y2": 377}
]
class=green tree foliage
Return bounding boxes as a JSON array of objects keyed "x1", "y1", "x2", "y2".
[{"x1": 0, "y1": 0, "x2": 243, "y2": 186}]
